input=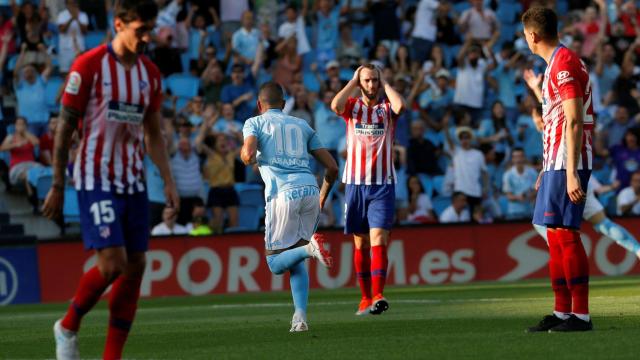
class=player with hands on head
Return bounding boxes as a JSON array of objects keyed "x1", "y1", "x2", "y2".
[
  {"x1": 331, "y1": 63, "x2": 406, "y2": 316},
  {"x1": 44, "y1": 1, "x2": 179, "y2": 359}
]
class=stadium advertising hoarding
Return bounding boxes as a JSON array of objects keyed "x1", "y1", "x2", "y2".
[
  {"x1": 37, "y1": 221, "x2": 640, "y2": 302},
  {"x1": 0, "y1": 246, "x2": 41, "y2": 305}
]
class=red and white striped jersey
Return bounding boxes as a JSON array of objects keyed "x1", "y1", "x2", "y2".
[
  {"x1": 541, "y1": 45, "x2": 594, "y2": 172},
  {"x1": 61, "y1": 44, "x2": 163, "y2": 194},
  {"x1": 340, "y1": 97, "x2": 397, "y2": 185}
]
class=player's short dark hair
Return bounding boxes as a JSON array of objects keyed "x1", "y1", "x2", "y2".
[
  {"x1": 521, "y1": 7, "x2": 558, "y2": 40},
  {"x1": 258, "y1": 82, "x2": 284, "y2": 106},
  {"x1": 512, "y1": 147, "x2": 525, "y2": 154},
  {"x1": 114, "y1": 0, "x2": 158, "y2": 23}
]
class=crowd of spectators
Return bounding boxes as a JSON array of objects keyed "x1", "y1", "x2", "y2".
[{"x1": 2, "y1": 0, "x2": 640, "y2": 236}]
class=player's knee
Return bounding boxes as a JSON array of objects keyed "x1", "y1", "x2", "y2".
[
  {"x1": 268, "y1": 263, "x2": 285, "y2": 275},
  {"x1": 99, "y1": 261, "x2": 126, "y2": 282}
]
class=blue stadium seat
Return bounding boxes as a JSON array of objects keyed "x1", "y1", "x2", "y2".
[
  {"x1": 35, "y1": 174, "x2": 52, "y2": 201},
  {"x1": 424, "y1": 130, "x2": 442, "y2": 147},
  {"x1": 181, "y1": 51, "x2": 191, "y2": 74},
  {"x1": 556, "y1": 0, "x2": 569, "y2": 15},
  {"x1": 166, "y1": 73, "x2": 200, "y2": 99},
  {"x1": 6, "y1": 124, "x2": 15, "y2": 135},
  {"x1": 498, "y1": 195, "x2": 509, "y2": 216},
  {"x1": 84, "y1": 31, "x2": 105, "y2": 50},
  {"x1": 432, "y1": 195, "x2": 451, "y2": 217},
  {"x1": 453, "y1": 2, "x2": 471, "y2": 15},
  {"x1": 63, "y1": 186, "x2": 80, "y2": 224},
  {"x1": 236, "y1": 205, "x2": 260, "y2": 230},
  {"x1": 302, "y1": 72, "x2": 320, "y2": 93},
  {"x1": 45, "y1": 76, "x2": 64, "y2": 112},
  {"x1": 431, "y1": 175, "x2": 445, "y2": 195},
  {"x1": 417, "y1": 173, "x2": 434, "y2": 198},
  {"x1": 7, "y1": 54, "x2": 18, "y2": 71},
  {"x1": 237, "y1": 189, "x2": 264, "y2": 204},
  {"x1": 497, "y1": 2, "x2": 522, "y2": 25}
]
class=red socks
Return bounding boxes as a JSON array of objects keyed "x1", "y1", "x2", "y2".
[
  {"x1": 104, "y1": 275, "x2": 142, "y2": 360},
  {"x1": 371, "y1": 245, "x2": 388, "y2": 297},
  {"x1": 547, "y1": 229, "x2": 571, "y2": 314},
  {"x1": 354, "y1": 247, "x2": 372, "y2": 300},
  {"x1": 547, "y1": 228, "x2": 590, "y2": 316},
  {"x1": 61, "y1": 266, "x2": 111, "y2": 332},
  {"x1": 556, "y1": 228, "x2": 590, "y2": 315}
]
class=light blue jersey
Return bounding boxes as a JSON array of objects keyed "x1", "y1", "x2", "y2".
[{"x1": 243, "y1": 109, "x2": 324, "y2": 200}]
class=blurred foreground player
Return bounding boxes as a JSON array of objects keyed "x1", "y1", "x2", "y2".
[
  {"x1": 528, "y1": 105, "x2": 640, "y2": 259},
  {"x1": 522, "y1": 7, "x2": 594, "y2": 332},
  {"x1": 242, "y1": 82, "x2": 338, "y2": 332},
  {"x1": 42, "y1": 1, "x2": 179, "y2": 358},
  {"x1": 331, "y1": 64, "x2": 405, "y2": 315}
]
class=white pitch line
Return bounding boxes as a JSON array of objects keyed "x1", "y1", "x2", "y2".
[{"x1": 2, "y1": 296, "x2": 640, "y2": 321}]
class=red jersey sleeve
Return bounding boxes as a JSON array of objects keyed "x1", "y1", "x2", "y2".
[
  {"x1": 553, "y1": 51, "x2": 584, "y2": 101},
  {"x1": 340, "y1": 97, "x2": 357, "y2": 121},
  {"x1": 61, "y1": 52, "x2": 98, "y2": 115},
  {"x1": 142, "y1": 57, "x2": 163, "y2": 113}
]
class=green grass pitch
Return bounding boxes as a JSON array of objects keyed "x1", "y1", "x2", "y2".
[{"x1": 1, "y1": 276, "x2": 639, "y2": 359}]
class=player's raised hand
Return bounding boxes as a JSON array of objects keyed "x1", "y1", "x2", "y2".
[
  {"x1": 567, "y1": 172, "x2": 586, "y2": 204},
  {"x1": 523, "y1": 69, "x2": 542, "y2": 90},
  {"x1": 42, "y1": 185, "x2": 64, "y2": 220},
  {"x1": 352, "y1": 65, "x2": 364, "y2": 83}
]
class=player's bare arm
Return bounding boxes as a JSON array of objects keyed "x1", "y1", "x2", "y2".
[
  {"x1": 331, "y1": 66, "x2": 363, "y2": 115},
  {"x1": 42, "y1": 105, "x2": 80, "y2": 220},
  {"x1": 380, "y1": 70, "x2": 405, "y2": 115},
  {"x1": 562, "y1": 97, "x2": 586, "y2": 204},
  {"x1": 523, "y1": 69, "x2": 543, "y2": 103},
  {"x1": 241, "y1": 135, "x2": 258, "y2": 165},
  {"x1": 311, "y1": 148, "x2": 338, "y2": 210},
  {"x1": 144, "y1": 110, "x2": 180, "y2": 211}
]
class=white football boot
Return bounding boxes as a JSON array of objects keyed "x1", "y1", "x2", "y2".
[
  {"x1": 289, "y1": 312, "x2": 309, "y2": 332},
  {"x1": 54, "y1": 319, "x2": 80, "y2": 360}
]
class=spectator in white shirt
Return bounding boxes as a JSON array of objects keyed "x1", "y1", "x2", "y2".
[
  {"x1": 444, "y1": 116, "x2": 489, "y2": 215},
  {"x1": 411, "y1": 0, "x2": 441, "y2": 70},
  {"x1": 453, "y1": 40, "x2": 495, "y2": 123},
  {"x1": 439, "y1": 191, "x2": 470, "y2": 223},
  {"x1": 151, "y1": 207, "x2": 189, "y2": 236},
  {"x1": 170, "y1": 136, "x2": 204, "y2": 225},
  {"x1": 502, "y1": 148, "x2": 538, "y2": 219},
  {"x1": 277, "y1": 2, "x2": 310, "y2": 55},
  {"x1": 56, "y1": 0, "x2": 88, "y2": 74},
  {"x1": 617, "y1": 171, "x2": 640, "y2": 215},
  {"x1": 458, "y1": 0, "x2": 499, "y2": 43}
]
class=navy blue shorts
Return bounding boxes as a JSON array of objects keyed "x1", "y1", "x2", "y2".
[
  {"x1": 78, "y1": 189, "x2": 150, "y2": 252},
  {"x1": 533, "y1": 170, "x2": 591, "y2": 229},
  {"x1": 344, "y1": 184, "x2": 395, "y2": 234}
]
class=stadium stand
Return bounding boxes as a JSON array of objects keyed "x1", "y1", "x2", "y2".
[{"x1": 0, "y1": 0, "x2": 638, "y2": 237}]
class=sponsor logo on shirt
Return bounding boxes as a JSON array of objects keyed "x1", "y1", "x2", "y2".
[
  {"x1": 65, "y1": 71, "x2": 82, "y2": 95},
  {"x1": 107, "y1": 101, "x2": 144, "y2": 124},
  {"x1": 269, "y1": 156, "x2": 309, "y2": 168},
  {"x1": 283, "y1": 186, "x2": 319, "y2": 202},
  {"x1": 556, "y1": 70, "x2": 574, "y2": 86},
  {"x1": 354, "y1": 123, "x2": 385, "y2": 136}
]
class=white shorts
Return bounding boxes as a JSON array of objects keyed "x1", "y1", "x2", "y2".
[
  {"x1": 264, "y1": 186, "x2": 320, "y2": 251},
  {"x1": 583, "y1": 185, "x2": 603, "y2": 220}
]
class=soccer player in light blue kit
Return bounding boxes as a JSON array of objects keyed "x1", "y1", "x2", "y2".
[{"x1": 241, "y1": 82, "x2": 339, "y2": 332}]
